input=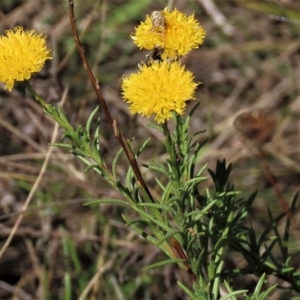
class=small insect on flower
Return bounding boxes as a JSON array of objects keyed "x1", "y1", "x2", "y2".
[
  {"x1": 150, "y1": 10, "x2": 166, "y2": 45},
  {"x1": 151, "y1": 10, "x2": 166, "y2": 31},
  {"x1": 138, "y1": 46, "x2": 164, "y2": 68},
  {"x1": 233, "y1": 110, "x2": 277, "y2": 147},
  {"x1": 132, "y1": 8, "x2": 206, "y2": 60}
]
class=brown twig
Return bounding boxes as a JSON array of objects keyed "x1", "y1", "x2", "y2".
[
  {"x1": 169, "y1": 237, "x2": 196, "y2": 282},
  {"x1": 258, "y1": 148, "x2": 298, "y2": 230},
  {"x1": 68, "y1": 0, "x2": 153, "y2": 203}
]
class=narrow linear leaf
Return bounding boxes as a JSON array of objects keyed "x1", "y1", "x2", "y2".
[
  {"x1": 86, "y1": 106, "x2": 99, "y2": 134},
  {"x1": 84, "y1": 198, "x2": 130, "y2": 206},
  {"x1": 112, "y1": 147, "x2": 124, "y2": 179},
  {"x1": 131, "y1": 206, "x2": 172, "y2": 232},
  {"x1": 50, "y1": 143, "x2": 73, "y2": 148},
  {"x1": 136, "y1": 138, "x2": 151, "y2": 157},
  {"x1": 147, "y1": 259, "x2": 187, "y2": 269},
  {"x1": 184, "y1": 200, "x2": 217, "y2": 218},
  {"x1": 156, "y1": 229, "x2": 182, "y2": 246},
  {"x1": 218, "y1": 290, "x2": 248, "y2": 300},
  {"x1": 177, "y1": 281, "x2": 197, "y2": 300},
  {"x1": 137, "y1": 202, "x2": 176, "y2": 213}
]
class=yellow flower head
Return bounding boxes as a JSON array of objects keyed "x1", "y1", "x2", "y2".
[
  {"x1": 0, "y1": 26, "x2": 52, "y2": 91},
  {"x1": 122, "y1": 61, "x2": 199, "y2": 123},
  {"x1": 131, "y1": 8, "x2": 206, "y2": 59}
]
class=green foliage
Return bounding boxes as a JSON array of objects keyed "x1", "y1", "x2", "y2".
[{"x1": 32, "y1": 92, "x2": 300, "y2": 298}]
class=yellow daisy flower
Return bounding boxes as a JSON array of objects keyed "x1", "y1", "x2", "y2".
[
  {"x1": 131, "y1": 8, "x2": 206, "y2": 59},
  {"x1": 0, "y1": 26, "x2": 52, "y2": 91},
  {"x1": 122, "y1": 61, "x2": 199, "y2": 123}
]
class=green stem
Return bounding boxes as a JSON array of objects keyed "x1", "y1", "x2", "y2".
[
  {"x1": 24, "y1": 80, "x2": 50, "y2": 109},
  {"x1": 161, "y1": 122, "x2": 180, "y2": 184},
  {"x1": 24, "y1": 80, "x2": 74, "y2": 133}
]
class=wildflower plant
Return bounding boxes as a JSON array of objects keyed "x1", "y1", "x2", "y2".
[{"x1": 1, "y1": 2, "x2": 300, "y2": 299}]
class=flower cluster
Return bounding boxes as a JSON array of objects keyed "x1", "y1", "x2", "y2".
[
  {"x1": 0, "y1": 26, "x2": 52, "y2": 91},
  {"x1": 122, "y1": 8, "x2": 205, "y2": 123}
]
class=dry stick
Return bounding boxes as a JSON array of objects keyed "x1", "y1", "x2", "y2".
[
  {"x1": 0, "y1": 280, "x2": 32, "y2": 300},
  {"x1": 68, "y1": 0, "x2": 153, "y2": 203},
  {"x1": 25, "y1": 238, "x2": 45, "y2": 299},
  {"x1": 86, "y1": 224, "x2": 111, "y2": 300},
  {"x1": 78, "y1": 259, "x2": 114, "y2": 300},
  {"x1": 258, "y1": 148, "x2": 298, "y2": 230},
  {"x1": 0, "y1": 117, "x2": 45, "y2": 152},
  {"x1": 0, "y1": 89, "x2": 68, "y2": 260},
  {"x1": 197, "y1": 0, "x2": 234, "y2": 36},
  {"x1": 166, "y1": 0, "x2": 174, "y2": 10}
]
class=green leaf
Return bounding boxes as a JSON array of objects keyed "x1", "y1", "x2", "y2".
[
  {"x1": 147, "y1": 259, "x2": 187, "y2": 269},
  {"x1": 195, "y1": 163, "x2": 208, "y2": 177},
  {"x1": 125, "y1": 218, "x2": 149, "y2": 227},
  {"x1": 122, "y1": 215, "x2": 159, "y2": 245},
  {"x1": 137, "y1": 202, "x2": 176, "y2": 214},
  {"x1": 281, "y1": 267, "x2": 295, "y2": 273},
  {"x1": 91, "y1": 131, "x2": 102, "y2": 161},
  {"x1": 208, "y1": 159, "x2": 233, "y2": 192},
  {"x1": 252, "y1": 273, "x2": 266, "y2": 296},
  {"x1": 131, "y1": 206, "x2": 172, "y2": 232},
  {"x1": 84, "y1": 198, "x2": 130, "y2": 206},
  {"x1": 258, "y1": 284, "x2": 277, "y2": 300},
  {"x1": 282, "y1": 192, "x2": 299, "y2": 256},
  {"x1": 219, "y1": 290, "x2": 247, "y2": 300},
  {"x1": 148, "y1": 122, "x2": 163, "y2": 132},
  {"x1": 186, "y1": 235, "x2": 197, "y2": 253},
  {"x1": 212, "y1": 260, "x2": 224, "y2": 299},
  {"x1": 112, "y1": 147, "x2": 124, "y2": 179},
  {"x1": 188, "y1": 101, "x2": 201, "y2": 118},
  {"x1": 195, "y1": 248, "x2": 206, "y2": 278},
  {"x1": 156, "y1": 229, "x2": 182, "y2": 246},
  {"x1": 84, "y1": 164, "x2": 102, "y2": 173},
  {"x1": 50, "y1": 143, "x2": 73, "y2": 148},
  {"x1": 136, "y1": 138, "x2": 151, "y2": 157},
  {"x1": 261, "y1": 240, "x2": 279, "y2": 268},
  {"x1": 184, "y1": 176, "x2": 207, "y2": 187},
  {"x1": 258, "y1": 207, "x2": 285, "y2": 246},
  {"x1": 125, "y1": 166, "x2": 135, "y2": 190},
  {"x1": 148, "y1": 160, "x2": 169, "y2": 175},
  {"x1": 184, "y1": 201, "x2": 217, "y2": 218},
  {"x1": 154, "y1": 177, "x2": 166, "y2": 192},
  {"x1": 86, "y1": 106, "x2": 99, "y2": 135},
  {"x1": 177, "y1": 281, "x2": 198, "y2": 300}
]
